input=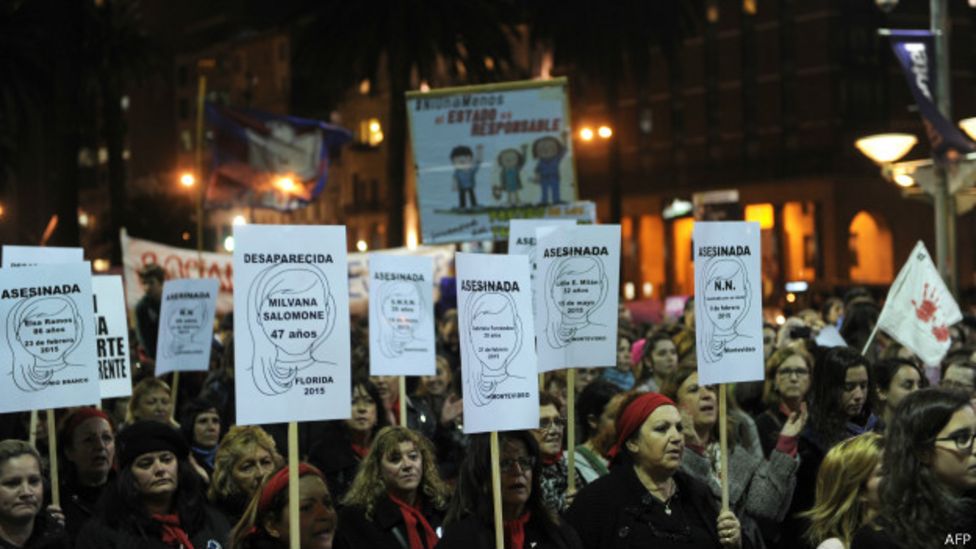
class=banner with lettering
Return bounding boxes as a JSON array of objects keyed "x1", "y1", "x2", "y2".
[
  {"x1": 0, "y1": 263, "x2": 100, "y2": 413},
  {"x1": 407, "y1": 78, "x2": 587, "y2": 243},
  {"x1": 154, "y1": 279, "x2": 218, "y2": 377},
  {"x1": 2, "y1": 246, "x2": 84, "y2": 267},
  {"x1": 693, "y1": 221, "x2": 764, "y2": 384},
  {"x1": 456, "y1": 252, "x2": 539, "y2": 433},
  {"x1": 368, "y1": 254, "x2": 436, "y2": 376},
  {"x1": 233, "y1": 225, "x2": 351, "y2": 425},
  {"x1": 534, "y1": 225, "x2": 621, "y2": 372},
  {"x1": 92, "y1": 276, "x2": 133, "y2": 398}
]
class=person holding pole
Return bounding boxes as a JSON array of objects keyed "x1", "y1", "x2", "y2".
[
  {"x1": 209, "y1": 426, "x2": 284, "y2": 526},
  {"x1": 532, "y1": 393, "x2": 572, "y2": 514},
  {"x1": 333, "y1": 426, "x2": 449, "y2": 549},
  {"x1": 57, "y1": 408, "x2": 116, "y2": 540},
  {"x1": 0, "y1": 440, "x2": 67, "y2": 549},
  {"x1": 75, "y1": 420, "x2": 229, "y2": 549},
  {"x1": 439, "y1": 431, "x2": 582, "y2": 549},
  {"x1": 565, "y1": 391, "x2": 747, "y2": 548}
]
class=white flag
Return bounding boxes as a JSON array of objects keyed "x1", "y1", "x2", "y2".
[{"x1": 876, "y1": 241, "x2": 961, "y2": 365}]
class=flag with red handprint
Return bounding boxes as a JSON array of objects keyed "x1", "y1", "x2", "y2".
[{"x1": 876, "y1": 241, "x2": 962, "y2": 364}]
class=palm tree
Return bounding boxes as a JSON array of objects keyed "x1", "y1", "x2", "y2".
[{"x1": 289, "y1": 0, "x2": 520, "y2": 246}]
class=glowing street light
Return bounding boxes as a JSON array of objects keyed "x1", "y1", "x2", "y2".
[
  {"x1": 597, "y1": 125, "x2": 613, "y2": 139},
  {"x1": 579, "y1": 127, "x2": 594, "y2": 141},
  {"x1": 223, "y1": 235, "x2": 235, "y2": 252},
  {"x1": 854, "y1": 133, "x2": 917, "y2": 164},
  {"x1": 180, "y1": 172, "x2": 196, "y2": 187},
  {"x1": 275, "y1": 177, "x2": 296, "y2": 193},
  {"x1": 356, "y1": 240, "x2": 368, "y2": 252},
  {"x1": 232, "y1": 214, "x2": 247, "y2": 226}
]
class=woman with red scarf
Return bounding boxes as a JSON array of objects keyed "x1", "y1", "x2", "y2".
[
  {"x1": 75, "y1": 420, "x2": 230, "y2": 549},
  {"x1": 439, "y1": 431, "x2": 582, "y2": 549},
  {"x1": 333, "y1": 426, "x2": 449, "y2": 549}
]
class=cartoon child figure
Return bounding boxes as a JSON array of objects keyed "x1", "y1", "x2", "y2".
[
  {"x1": 496, "y1": 144, "x2": 527, "y2": 206},
  {"x1": 531, "y1": 132, "x2": 568, "y2": 205},
  {"x1": 450, "y1": 144, "x2": 484, "y2": 210},
  {"x1": 465, "y1": 292, "x2": 523, "y2": 406},
  {"x1": 697, "y1": 257, "x2": 752, "y2": 364},
  {"x1": 9, "y1": 296, "x2": 84, "y2": 392}
]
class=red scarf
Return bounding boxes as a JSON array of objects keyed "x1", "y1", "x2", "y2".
[
  {"x1": 151, "y1": 514, "x2": 194, "y2": 549},
  {"x1": 503, "y1": 511, "x2": 532, "y2": 549},
  {"x1": 542, "y1": 450, "x2": 563, "y2": 467},
  {"x1": 350, "y1": 443, "x2": 369, "y2": 459},
  {"x1": 388, "y1": 493, "x2": 438, "y2": 549}
]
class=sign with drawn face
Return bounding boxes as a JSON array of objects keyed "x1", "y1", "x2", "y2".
[
  {"x1": 92, "y1": 276, "x2": 133, "y2": 399},
  {"x1": 534, "y1": 225, "x2": 621, "y2": 372},
  {"x1": 368, "y1": 254, "x2": 435, "y2": 376},
  {"x1": 0, "y1": 262, "x2": 100, "y2": 413},
  {"x1": 693, "y1": 221, "x2": 764, "y2": 384},
  {"x1": 155, "y1": 279, "x2": 218, "y2": 377},
  {"x1": 456, "y1": 252, "x2": 539, "y2": 434},
  {"x1": 2, "y1": 246, "x2": 83, "y2": 268},
  {"x1": 233, "y1": 225, "x2": 351, "y2": 425},
  {"x1": 508, "y1": 219, "x2": 577, "y2": 288}
]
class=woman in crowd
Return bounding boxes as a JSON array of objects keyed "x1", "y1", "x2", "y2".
[
  {"x1": 573, "y1": 381, "x2": 622, "y2": 488},
  {"x1": 841, "y1": 299, "x2": 881, "y2": 359},
  {"x1": 871, "y1": 358, "x2": 924, "y2": 430},
  {"x1": 852, "y1": 389, "x2": 976, "y2": 549},
  {"x1": 662, "y1": 368, "x2": 802, "y2": 548},
  {"x1": 57, "y1": 408, "x2": 115, "y2": 539},
  {"x1": 531, "y1": 392, "x2": 572, "y2": 513},
  {"x1": 440, "y1": 431, "x2": 582, "y2": 549},
  {"x1": 125, "y1": 378, "x2": 176, "y2": 427},
  {"x1": 333, "y1": 426, "x2": 449, "y2": 549},
  {"x1": 209, "y1": 425, "x2": 284, "y2": 525},
  {"x1": 822, "y1": 297, "x2": 844, "y2": 328},
  {"x1": 0, "y1": 440, "x2": 66, "y2": 549},
  {"x1": 601, "y1": 334, "x2": 635, "y2": 391},
  {"x1": 229, "y1": 464, "x2": 337, "y2": 549},
  {"x1": 566, "y1": 391, "x2": 747, "y2": 548},
  {"x1": 633, "y1": 332, "x2": 679, "y2": 393},
  {"x1": 413, "y1": 355, "x2": 466, "y2": 482},
  {"x1": 801, "y1": 433, "x2": 883, "y2": 549},
  {"x1": 308, "y1": 378, "x2": 390, "y2": 502},
  {"x1": 756, "y1": 346, "x2": 813, "y2": 457},
  {"x1": 373, "y1": 375, "x2": 437, "y2": 441},
  {"x1": 75, "y1": 421, "x2": 230, "y2": 548},
  {"x1": 180, "y1": 398, "x2": 222, "y2": 478}
]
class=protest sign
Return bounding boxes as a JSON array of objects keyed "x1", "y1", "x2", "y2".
[
  {"x1": 233, "y1": 225, "x2": 351, "y2": 425},
  {"x1": 154, "y1": 279, "x2": 218, "y2": 377},
  {"x1": 0, "y1": 263, "x2": 100, "y2": 413},
  {"x1": 456, "y1": 252, "x2": 539, "y2": 433},
  {"x1": 2, "y1": 246, "x2": 83, "y2": 267},
  {"x1": 368, "y1": 254, "x2": 435, "y2": 376},
  {"x1": 348, "y1": 245, "x2": 454, "y2": 315},
  {"x1": 534, "y1": 225, "x2": 621, "y2": 372},
  {"x1": 92, "y1": 276, "x2": 132, "y2": 398},
  {"x1": 407, "y1": 78, "x2": 587, "y2": 243},
  {"x1": 693, "y1": 221, "x2": 764, "y2": 384}
]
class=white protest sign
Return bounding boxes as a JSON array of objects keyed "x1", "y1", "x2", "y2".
[
  {"x1": 368, "y1": 254, "x2": 436, "y2": 376},
  {"x1": 534, "y1": 225, "x2": 621, "y2": 372},
  {"x1": 0, "y1": 263, "x2": 100, "y2": 412},
  {"x1": 2, "y1": 246, "x2": 83, "y2": 267},
  {"x1": 508, "y1": 218, "x2": 576, "y2": 273},
  {"x1": 815, "y1": 325, "x2": 848, "y2": 348},
  {"x1": 693, "y1": 221, "x2": 764, "y2": 384},
  {"x1": 155, "y1": 279, "x2": 218, "y2": 377},
  {"x1": 233, "y1": 225, "x2": 351, "y2": 425},
  {"x1": 456, "y1": 252, "x2": 539, "y2": 433},
  {"x1": 92, "y1": 276, "x2": 133, "y2": 398}
]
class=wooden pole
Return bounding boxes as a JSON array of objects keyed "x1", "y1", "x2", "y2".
[
  {"x1": 719, "y1": 384, "x2": 729, "y2": 512},
  {"x1": 566, "y1": 369, "x2": 576, "y2": 493},
  {"x1": 29, "y1": 410, "x2": 38, "y2": 448},
  {"x1": 287, "y1": 421, "x2": 300, "y2": 549},
  {"x1": 170, "y1": 371, "x2": 180, "y2": 422},
  {"x1": 490, "y1": 431, "x2": 504, "y2": 549},
  {"x1": 47, "y1": 410, "x2": 60, "y2": 507},
  {"x1": 399, "y1": 376, "x2": 408, "y2": 427},
  {"x1": 861, "y1": 322, "x2": 881, "y2": 357}
]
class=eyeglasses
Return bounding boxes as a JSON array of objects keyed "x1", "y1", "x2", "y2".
[
  {"x1": 537, "y1": 417, "x2": 566, "y2": 431},
  {"x1": 500, "y1": 456, "x2": 536, "y2": 473},
  {"x1": 777, "y1": 368, "x2": 810, "y2": 378},
  {"x1": 933, "y1": 430, "x2": 976, "y2": 453}
]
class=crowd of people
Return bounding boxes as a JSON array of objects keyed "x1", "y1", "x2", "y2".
[{"x1": 2, "y1": 266, "x2": 976, "y2": 549}]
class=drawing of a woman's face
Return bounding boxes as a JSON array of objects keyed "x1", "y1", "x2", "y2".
[
  {"x1": 169, "y1": 302, "x2": 205, "y2": 341},
  {"x1": 551, "y1": 258, "x2": 604, "y2": 322},
  {"x1": 16, "y1": 297, "x2": 80, "y2": 363},
  {"x1": 469, "y1": 295, "x2": 519, "y2": 375},
  {"x1": 703, "y1": 259, "x2": 749, "y2": 332},
  {"x1": 381, "y1": 284, "x2": 422, "y2": 340},
  {"x1": 259, "y1": 269, "x2": 331, "y2": 356}
]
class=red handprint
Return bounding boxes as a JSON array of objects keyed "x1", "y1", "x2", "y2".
[
  {"x1": 911, "y1": 283, "x2": 940, "y2": 323},
  {"x1": 932, "y1": 323, "x2": 950, "y2": 342}
]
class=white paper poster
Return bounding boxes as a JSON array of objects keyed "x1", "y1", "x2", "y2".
[
  {"x1": 154, "y1": 279, "x2": 218, "y2": 377},
  {"x1": 2, "y1": 246, "x2": 83, "y2": 267},
  {"x1": 0, "y1": 263, "x2": 100, "y2": 413},
  {"x1": 233, "y1": 225, "x2": 351, "y2": 425},
  {"x1": 456, "y1": 252, "x2": 539, "y2": 434},
  {"x1": 368, "y1": 254, "x2": 436, "y2": 376},
  {"x1": 534, "y1": 225, "x2": 621, "y2": 372},
  {"x1": 693, "y1": 221, "x2": 764, "y2": 384},
  {"x1": 92, "y1": 276, "x2": 133, "y2": 398}
]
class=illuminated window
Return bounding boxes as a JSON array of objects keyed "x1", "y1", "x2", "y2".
[
  {"x1": 359, "y1": 118, "x2": 384, "y2": 147},
  {"x1": 745, "y1": 203, "x2": 775, "y2": 230}
]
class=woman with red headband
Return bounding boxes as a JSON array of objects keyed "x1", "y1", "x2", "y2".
[
  {"x1": 565, "y1": 391, "x2": 750, "y2": 548},
  {"x1": 228, "y1": 464, "x2": 337, "y2": 549},
  {"x1": 57, "y1": 407, "x2": 116, "y2": 539},
  {"x1": 333, "y1": 426, "x2": 449, "y2": 549}
]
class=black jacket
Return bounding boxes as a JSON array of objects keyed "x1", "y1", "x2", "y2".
[
  {"x1": 333, "y1": 496, "x2": 443, "y2": 549},
  {"x1": 0, "y1": 510, "x2": 68, "y2": 549},
  {"x1": 59, "y1": 478, "x2": 108, "y2": 543},
  {"x1": 306, "y1": 425, "x2": 362, "y2": 503},
  {"x1": 74, "y1": 503, "x2": 230, "y2": 549},
  {"x1": 439, "y1": 513, "x2": 582, "y2": 549}
]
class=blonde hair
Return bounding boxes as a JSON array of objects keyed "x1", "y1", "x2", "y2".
[
  {"x1": 341, "y1": 426, "x2": 448, "y2": 519},
  {"x1": 801, "y1": 432, "x2": 883, "y2": 547},
  {"x1": 125, "y1": 378, "x2": 176, "y2": 424},
  {"x1": 208, "y1": 425, "x2": 284, "y2": 502},
  {"x1": 762, "y1": 345, "x2": 813, "y2": 407}
]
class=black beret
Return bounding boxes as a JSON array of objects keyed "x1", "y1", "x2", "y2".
[{"x1": 117, "y1": 420, "x2": 189, "y2": 469}]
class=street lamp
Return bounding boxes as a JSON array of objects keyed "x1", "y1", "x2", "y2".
[
  {"x1": 854, "y1": 133, "x2": 918, "y2": 163},
  {"x1": 960, "y1": 117, "x2": 976, "y2": 141},
  {"x1": 275, "y1": 177, "x2": 296, "y2": 193},
  {"x1": 180, "y1": 172, "x2": 196, "y2": 188},
  {"x1": 579, "y1": 128, "x2": 594, "y2": 141}
]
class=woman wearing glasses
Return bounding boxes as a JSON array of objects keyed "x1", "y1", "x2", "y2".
[
  {"x1": 440, "y1": 430, "x2": 582, "y2": 549},
  {"x1": 531, "y1": 393, "x2": 572, "y2": 513},
  {"x1": 756, "y1": 346, "x2": 813, "y2": 457},
  {"x1": 852, "y1": 388, "x2": 976, "y2": 549}
]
